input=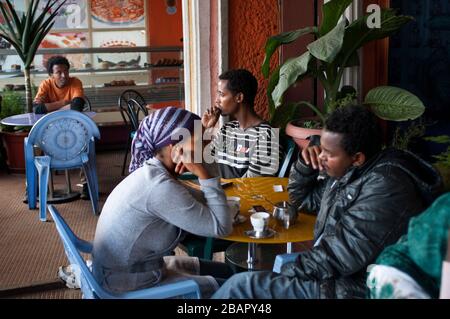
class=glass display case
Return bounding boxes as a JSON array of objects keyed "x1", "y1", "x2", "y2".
[
  {"x1": 0, "y1": 46, "x2": 184, "y2": 109},
  {"x1": 0, "y1": 0, "x2": 184, "y2": 109}
]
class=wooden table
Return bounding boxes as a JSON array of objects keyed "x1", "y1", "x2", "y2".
[{"x1": 186, "y1": 177, "x2": 316, "y2": 270}]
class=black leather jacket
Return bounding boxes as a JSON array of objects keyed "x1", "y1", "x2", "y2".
[{"x1": 283, "y1": 147, "x2": 443, "y2": 298}]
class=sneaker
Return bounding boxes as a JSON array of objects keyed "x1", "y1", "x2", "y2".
[
  {"x1": 22, "y1": 193, "x2": 28, "y2": 204},
  {"x1": 58, "y1": 265, "x2": 80, "y2": 289},
  {"x1": 80, "y1": 183, "x2": 90, "y2": 201}
]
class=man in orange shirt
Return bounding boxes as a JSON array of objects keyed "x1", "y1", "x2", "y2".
[
  {"x1": 33, "y1": 56, "x2": 85, "y2": 114},
  {"x1": 31, "y1": 56, "x2": 90, "y2": 200}
]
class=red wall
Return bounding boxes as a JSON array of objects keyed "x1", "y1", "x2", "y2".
[
  {"x1": 147, "y1": 0, "x2": 184, "y2": 109},
  {"x1": 228, "y1": 0, "x2": 280, "y2": 120},
  {"x1": 281, "y1": 0, "x2": 320, "y2": 116},
  {"x1": 147, "y1": 0, "x2": 183, "y2": 46},
  {"x1": 210, "y1": 0, "x2": 219, "y2": 109}
]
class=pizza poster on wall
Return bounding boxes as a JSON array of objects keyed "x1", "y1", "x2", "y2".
[
  {"x1": 91, "y1": 0, "x2": 145, "y2": 28},
  {"x1": 38, "y1": 0, "x2": 88, "y2": 29}
]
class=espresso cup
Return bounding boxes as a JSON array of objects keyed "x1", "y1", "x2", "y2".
[
  {"x1": 250, "y1": 212, "x2": 270, "y2": 233},
  {"x1": 226, "y1": 196, "x2": 241, "y2": 220}
]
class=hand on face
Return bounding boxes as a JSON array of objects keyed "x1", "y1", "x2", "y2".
[
  {"x1": 201, "y1": 105, "x2": 221, "y2": 128},
  {"x1": 301, "y1": 145, "x2": 324, "y2": 171},
  {"x1": 171, "y1": 139, "x2": 210, "y2": 179}
]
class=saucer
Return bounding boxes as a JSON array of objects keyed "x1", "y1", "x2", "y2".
[
  {"x1": 233, "y1": 214, "x2": 247, "y2": 225},
  {"x1": 244, "y1": 228, "x2": 276, "y2": 239}
]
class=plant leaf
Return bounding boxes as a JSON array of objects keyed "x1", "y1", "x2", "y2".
[
  {"x1": 33, "y1": 0, "x2": 62, "y2": 34},
  {"x1": 26, "y1": 21, "x2": 54, "y2": 67},
  {"x1": 424, "y1": 136, "x2": 450, "y2": 144},
  {"x1": 267, "y1": 65, "x2": 281, "y2": 117},
  {"x1": 339, "y1": 9, "x2": 413, "y2": 67},
  {"x1": 307, "y1": 19, "x2": 346, "y2": 63},
  {"x1": 364, "y1": 86, "x2": 425, "y2": 121},
  {"x1": 272, "y1": 52, "x2": 311, "y2": 108},
  {"x1": 21, "y1": 1, "x2": 34, "y2": 54},
  {"x1": 270, "y1": 102, "x2": 302, "y2": 129},
  {"x1": 319, "y1": 0, "x2": 353, "y2": 36},
  {"x1": 4, "y1": 0, "x2": 23, "y2": 35},
  {"x1": 262, "y1": 27, "x2": 317, "y2": 78},
  {"x1": 0, "y1": 2, "x2": 21, "y2": 47}
]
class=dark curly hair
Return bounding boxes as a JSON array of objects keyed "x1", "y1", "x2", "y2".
[
  {"x1": 219, "y1": 69, "x2": 258, "y2": 107},
  {"x1": 46, "y1": 56, "x2": 70, "y2": 75},
  {"x1": 325, "y1": 105, "x2": 382, "y2": 159}
]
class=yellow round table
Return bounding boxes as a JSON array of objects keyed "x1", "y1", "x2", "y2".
[{"x1": 221, "y1": 177, "x2": 316, "y2": 270}]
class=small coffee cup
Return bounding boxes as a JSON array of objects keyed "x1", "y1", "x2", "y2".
[
  {"x1": 250, "y1": 212, "x2": 270, "y2": 234},
  {"x1": 227, "y1": 196, "x2": 240, "y2": 221}
]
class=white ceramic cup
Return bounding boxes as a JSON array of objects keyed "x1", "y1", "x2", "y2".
[
  {"x1": 227, "y1": 196, "x2": 241, "y2": 220},
  {"x1": 250, "y1": 212, "x2": 270, "y2": 233}
]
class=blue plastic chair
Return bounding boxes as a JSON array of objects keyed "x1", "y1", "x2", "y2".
[
  {"x1": 48, "y1": 205, "x2": 201, "y2": 299},
  {"x1": 272, "y1": 253, "x2": 301, "y2": 273},
  {"x1": 277, "y1": 138, "x2": 298, "y2": 178},
  {"x1": 24, "y1": 110, "x2": 100, "y2": 221}
]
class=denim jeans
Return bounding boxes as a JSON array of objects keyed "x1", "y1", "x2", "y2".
[
  {"x1": 198, "y1": 259, "x2": 234, "y2": 286},
  {"x1": 211, "y1": 271, "x2": 320, "y2": 299}
]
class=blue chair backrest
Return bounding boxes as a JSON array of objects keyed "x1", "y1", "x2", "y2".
[
  {"x1": 27, "y1": 110, "x2": 100, "y2": 169},
  {"x1": 278, "y1": 138, "x2": 298, "y2": 177},
  {"x1": 48, "y1": 205, "x2": 113, "y2": 299}
]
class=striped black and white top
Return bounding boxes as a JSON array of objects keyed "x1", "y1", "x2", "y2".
[{"x1": 209, "y1": 121, "x2": 281, "y2": 178}]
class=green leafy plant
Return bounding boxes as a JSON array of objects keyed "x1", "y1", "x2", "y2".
[
  {"x1": 0, "y1": 0, "x2": 66, "y2": 112},
  {"x1": 391, "y1": 121, "x2": 426, "y2": 151},
  {"x1": 424, "y1": 135, "x2": 450, "y2": 191},
  {"x1": 301, "y1": 120, "x2": 322, "y2": 130},
  {"x1": 0, "y1": 89, "x2": 27, "y2": 132},
  {"x1": 424, "y1": 136, "x2": 450, "y2": 168},
  {"x1": 263, "y1": 0, "x2": 425, "y2": 128}
]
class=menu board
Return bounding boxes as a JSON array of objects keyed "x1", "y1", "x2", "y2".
[{"x1": 91, "y1": 0, "x2": 145, "y2": 28}]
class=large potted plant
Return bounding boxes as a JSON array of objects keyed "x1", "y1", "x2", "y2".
[
  {"x1": 263, "y1": 0, "x2": 425, "y2": 148},
  {"x1": 0, "y1": 0, "x2": 66, "y2": 112},
  {"x1": 0, "y1": 89, "x2": 28, "y2": 173}
]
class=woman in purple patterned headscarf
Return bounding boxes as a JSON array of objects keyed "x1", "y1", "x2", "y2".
[
  {"x1": 129, "y1": 106, "x2": 201, "y2": 173},
  {"x1": 92, "y1": 106, "x2": 234, "y2": 297}
]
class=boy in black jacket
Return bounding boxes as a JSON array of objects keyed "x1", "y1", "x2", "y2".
[{"x1": 212, "y1": 105, "x2": 442, "y2": 299}]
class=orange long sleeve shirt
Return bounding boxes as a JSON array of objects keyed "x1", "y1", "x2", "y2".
[{"x1": 34, "y1": 77, "x2": 84, "y2": 104}]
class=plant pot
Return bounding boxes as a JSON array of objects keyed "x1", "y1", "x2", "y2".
[
  {"x1": 1, "y1": 131, "x2": 28, "y2": 173},
  {"x1": 285, "y1": 119, "x2": 322, "y2": 149}
]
